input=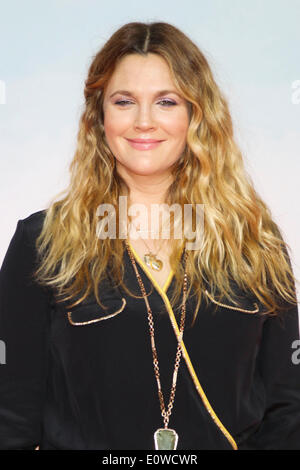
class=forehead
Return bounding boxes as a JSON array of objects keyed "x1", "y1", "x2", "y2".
[{"x1": 106, "y1": 53, "x2": 176, "y2": 91}]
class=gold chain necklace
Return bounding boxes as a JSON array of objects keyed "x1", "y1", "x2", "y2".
[{"x1": 125, "y1": 240, "x2": 188, "y2": 450}]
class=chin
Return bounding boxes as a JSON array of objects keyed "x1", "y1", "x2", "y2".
[
  {"x1": 128, "y1": 166, "x2": 165, "y2": 176},
  {"x1": 116, "y1": 160, "x2": 170, "y2": 178}
]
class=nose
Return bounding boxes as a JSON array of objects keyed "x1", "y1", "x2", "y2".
[{"x1": 133, "y1": 103, "x2": 156, "y2": 131}]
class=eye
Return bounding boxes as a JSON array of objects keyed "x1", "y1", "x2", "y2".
[
  {"x1": 158, "y1": 99, "x2": 177, "y2": 106},
  {"x1": 114, "y1": 99, "x2": 177, "y2": 107},
  {"x1": 115, "y1": 100, "x2": 133, "y2": 106}
]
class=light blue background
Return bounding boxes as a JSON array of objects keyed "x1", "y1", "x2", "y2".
[{"x1": 0, "y1": 0, "x2": 299, "y2": 295}]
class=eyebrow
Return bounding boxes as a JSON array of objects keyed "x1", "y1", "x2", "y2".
[{"x1": 109, "y1": 89, "x2": 182, "y2": 99}]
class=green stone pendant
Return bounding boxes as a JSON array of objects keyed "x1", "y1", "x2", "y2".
[{"x1": 154, "y1": 428, "x2": 179, "y2": 450}]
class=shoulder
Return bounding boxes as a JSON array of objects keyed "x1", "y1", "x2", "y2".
[{"x1": 19, "y1": 209, "x2": 47, "y2": 246}]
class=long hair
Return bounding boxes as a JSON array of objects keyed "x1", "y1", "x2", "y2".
[{"x1": 33, "y1": 21, "x2": 299, "y2": 322}]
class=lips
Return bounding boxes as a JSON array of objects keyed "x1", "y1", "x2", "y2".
[
  {"x1": 127, "y1": 138, "x2": 163, "y2": 143},
  {"x1": 125, "y1": 138, "x2": 164, "y2": 150}
]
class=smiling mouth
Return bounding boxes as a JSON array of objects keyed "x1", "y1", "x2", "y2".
[{"x1": 125, "y1": 138, "x2": 164, "y2": 150}]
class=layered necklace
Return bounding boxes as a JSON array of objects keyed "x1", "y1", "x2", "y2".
[{"x1": 125, "y1": 240, "x2": 188, "y2": 450}]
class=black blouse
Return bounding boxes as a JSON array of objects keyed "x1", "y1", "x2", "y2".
[{"x1": 0, "y1": 210, "x2": 300, "y2": 450}]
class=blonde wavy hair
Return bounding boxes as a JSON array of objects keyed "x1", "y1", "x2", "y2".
[{"x1": 34, "y1": 21, "x2": 299, "y2": 323}]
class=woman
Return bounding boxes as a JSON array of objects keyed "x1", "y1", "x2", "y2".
[{"x1": 0, "y1": 21, "x2": 299, "y2": 451}]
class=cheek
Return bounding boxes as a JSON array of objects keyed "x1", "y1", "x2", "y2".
[
  {"x1": 103, "y1": 108, "x2": 130, "y2": 139},
  {"x1": 163, "y1": 111, "x2": 189, "y2": 138}
]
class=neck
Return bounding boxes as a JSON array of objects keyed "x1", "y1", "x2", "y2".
[
  {"x1": 117, "y1": 165, "x2": 173, "y2": 206},
  {"x1": 116, "y1": 166, "x2": 174, "y2": 240}
]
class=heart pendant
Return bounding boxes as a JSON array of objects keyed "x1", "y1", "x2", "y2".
[
  {"x1": 151, "y1": 258, "x2": 163, "y2": 271},
  {"x1": 144, "y1": 253, "x2": 163, "y2": 271}
]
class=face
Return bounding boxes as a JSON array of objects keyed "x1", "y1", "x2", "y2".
[{"x1": 102, "y1": 53, "x2": 190, "y2": 179}]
